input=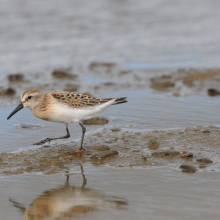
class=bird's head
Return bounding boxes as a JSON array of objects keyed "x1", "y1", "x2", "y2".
[{"x1": 7, "y1": 88, "x2": 42, "y2": 120}]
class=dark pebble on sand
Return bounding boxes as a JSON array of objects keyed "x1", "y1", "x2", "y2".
[
  {"x1": 196, "y1": 158, "x2": 213, "y2": 164},
  {"x1": 0, "y1": 88, "x2": 16, "y2": 96},
  {"x1": 179, "y1": 165, "x2": 197, "y2": 174},
  {"x1": 8, "y1": 74, "x2": 24, "y2": 82},
  {"x1": 202, "y1": 130, "x2": 210, "y2": 134},
  {"x1": 207, "y1": 88, "x2": 220, "y2": 96},
  {"x1": 83, "y1": 117, "x2": 109, "y2": 125},
  {"x1": 52, "y1": 69, "x2": 78, "y2": 79}
]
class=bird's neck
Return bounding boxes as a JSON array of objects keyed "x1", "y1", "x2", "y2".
[
  {"x1": 32, "y1": 94, "x2": 52, "y2": 121},
  {"x1": 32, "y1": 95, "x2": 45, "y2": 115}
]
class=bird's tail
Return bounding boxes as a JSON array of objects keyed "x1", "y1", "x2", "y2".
[{"x1": 113, "y1": 97, "x2": 128, "y2": 105}]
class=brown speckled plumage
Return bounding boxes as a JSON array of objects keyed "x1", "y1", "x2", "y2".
[{"x1": 49, "y1": 91, "x2": 120, "y2": 108}]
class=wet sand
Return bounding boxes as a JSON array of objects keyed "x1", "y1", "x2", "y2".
[{"x1": 0, "y1": 125, "x2": 219, "y2": 175}]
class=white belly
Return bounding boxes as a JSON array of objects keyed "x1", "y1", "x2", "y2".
[{"x1": 49, "y1": 99, "x2": 115, "y2": 124}]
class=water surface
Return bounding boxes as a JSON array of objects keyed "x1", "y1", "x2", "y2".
[{"x1": 1, "y1": 166, "x2": 220, "y2": 220}]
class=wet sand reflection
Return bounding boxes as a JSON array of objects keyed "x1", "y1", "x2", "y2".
[{"x1": 9, "y1": 167, "x2": 128, "y2": 220}]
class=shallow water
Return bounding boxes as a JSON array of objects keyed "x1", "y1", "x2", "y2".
[
  {"x1": 1, "y1": 89, "x2": 220, "y2": 152},
  {"x1": 1, "y1": 166, "x2": 220, "y2": 220}
]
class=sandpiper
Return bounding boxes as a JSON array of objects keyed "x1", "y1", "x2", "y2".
[{"x1": 7, "y1": 88, "x2": 127, "y2": 150}]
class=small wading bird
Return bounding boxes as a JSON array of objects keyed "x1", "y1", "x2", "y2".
[{"x1": 7, "y1": 88, "x2": 127, "y2": 150}]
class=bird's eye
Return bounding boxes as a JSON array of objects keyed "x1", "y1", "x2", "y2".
[{"x1": 28, "y1": 96, "x2": 32, "y2": 99}]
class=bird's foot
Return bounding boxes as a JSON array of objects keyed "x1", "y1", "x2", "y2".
[
  {"x1": 33, "y1": 138, "x2": 51, "y2": 145},
  {"x1": 79, "y1": 147, "x2": 86, "y2": 151}
]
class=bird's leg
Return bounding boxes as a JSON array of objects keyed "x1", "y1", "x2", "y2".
[
  {"x1": 33, "y1": 124, "x2": 70, "y2": 145},
  {"x1": 79, "y1": 122, "x2": 86, "y2": 150}
]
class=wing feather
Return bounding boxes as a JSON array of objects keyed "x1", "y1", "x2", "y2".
[{"x1": 50, "y1": 91, "x2": 115, "y2": 108}]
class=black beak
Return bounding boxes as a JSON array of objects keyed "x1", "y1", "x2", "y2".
[{"x1": 7, "y1": 103, "x2": 24, "y2": 120}]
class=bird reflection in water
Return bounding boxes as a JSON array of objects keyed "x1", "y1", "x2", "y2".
[{"x1": 9, "y1": 165, "x2": 128, "y2": 220}]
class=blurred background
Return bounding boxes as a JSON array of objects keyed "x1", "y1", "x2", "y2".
[{"x1": 1, "y1": 0, "x2": 220, "y2": 105}]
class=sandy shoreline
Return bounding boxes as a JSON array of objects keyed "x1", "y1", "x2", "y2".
[{"x1": 0, "y1": 125, "x2": 219, "y2": 176}]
